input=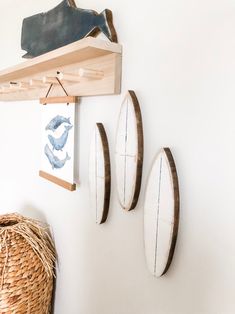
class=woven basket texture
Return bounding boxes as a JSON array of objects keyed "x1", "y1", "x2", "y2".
[{"x1": 0, "y1": 213, "x2": 56, "y2": 314}]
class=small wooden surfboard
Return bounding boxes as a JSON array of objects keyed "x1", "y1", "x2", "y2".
[
  {"x1": 89, "y1": 123, "x2": 111, "y2": 224},
  {"x1": 115, "y1": 91, "x2": 143, "y2": 211},
  {"x1": 144, "y1": 148, "x2": 179, "y2": 277}
]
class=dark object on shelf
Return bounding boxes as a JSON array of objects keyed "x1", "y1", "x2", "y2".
[{"x1": 21, "y1": 0, "x2": 117, "y2": 58}]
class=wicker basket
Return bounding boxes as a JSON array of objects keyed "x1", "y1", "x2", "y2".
[{"x1": 0, "y1": 213, "x2": 56, "y2": 313}]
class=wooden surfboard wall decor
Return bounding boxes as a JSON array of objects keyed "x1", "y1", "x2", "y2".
[
  {"x1": 144, "y1": 148, "x2": 179, "y2": 277},
  {"x1": 89, "y1": 123, "x2": 111, "y2": 224},
  {"x1": 115, "y1": 90, "x2": 143, "y2": 211}
]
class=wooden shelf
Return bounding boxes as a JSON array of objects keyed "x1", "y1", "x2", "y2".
[{"x1": 0, "y1": 37, "x2": 122, "y2": 101}]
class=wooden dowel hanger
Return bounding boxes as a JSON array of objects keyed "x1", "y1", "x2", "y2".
[{"x1": 40, "y1": 96, "x2": 79, "y2": 104}]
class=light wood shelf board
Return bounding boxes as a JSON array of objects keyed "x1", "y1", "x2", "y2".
[{"x1": 0, "y1": 37, "x2": 122, "y2": 101}]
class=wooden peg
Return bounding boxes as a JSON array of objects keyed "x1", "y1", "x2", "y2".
[
  {"x1": 29, "y1": 79, "x2": 48, "y2": 88},
  {"x1": 0, "y1": 86, "x2": 6, "y2": 93},
  {"x1": 10, "y1": 82, "x2": 31, "y2": 90},
  {"x1": 0, "y1": 86, "x2": 14, "y2": 93},
  {"x1": 42, "y1": 76, "x2": 59, "y2": 85},
  {"x1": 57, "y1": 72, "x2": 80, "y2": 83},
  {"x1": 78, "y1": 68, "x2": 104, "y2": 80},
  {"x1": 9, "y1": 82, "x2": 27, "y2": 91},
  {"x1": 18, "y1": 82, "x2": 34, "y2": 89}
]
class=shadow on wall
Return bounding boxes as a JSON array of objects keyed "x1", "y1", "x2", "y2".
[
  {"x1": 19, "y1": 204, "x2": 57, "y2": 314},
  {"x1": 19, "y1": 204, "x2": 47, "y2": 222}
]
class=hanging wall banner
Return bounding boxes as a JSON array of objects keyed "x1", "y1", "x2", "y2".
[{"x1": 39, "y1": 100, "x2": 76, "y2": 191}]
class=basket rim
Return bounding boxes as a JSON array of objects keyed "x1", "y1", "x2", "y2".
[{"x1": 0, "y1": 214, "x2": 23, "y2": 229}]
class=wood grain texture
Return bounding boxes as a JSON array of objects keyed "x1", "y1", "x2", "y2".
[
  {"x1": 89, "y1": 123, "x2": 111, "y2": 224},
  {"x1": 40, "y1": 96, "x2": 79, "y2": 104},
  {"x1": 68, "y1": 0, "x2": 76, "y2": 8},
  {"x1": 115, "y1": 90, "x2": 143, "y2": 211},
  {"x1": 0, "y1": 37, "x2": 121, "y2": 81},
  {"x1": 0, "y1": 37, "x2": 122, "y2": 101},
  {"x1": 144, "y1": 148, "x2": 179, "y2": 277},
  {"x1": 39, "y1": 170, "x2": 76, "y2": 191}
]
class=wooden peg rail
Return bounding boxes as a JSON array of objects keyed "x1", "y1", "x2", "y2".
[
  {"x1": 0, "y1": 37, "x2": 122, "y2": 101},
  {"x1": 0, "y1": 68, "x2": 109, "y2": 94},
  {"x1": 0, "y1": 68, "x2": 104, "y2": 92}
]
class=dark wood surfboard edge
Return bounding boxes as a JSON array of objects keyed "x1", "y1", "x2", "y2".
[
  {"x1": 127, "y1": 90, "x2": 144, "y2": 211},
  {"x1": 96, "y1": 123, "x2": 111, "y2": 224},
  {"x1": 161, "y1": 147, "x2": 180, "y2": 277}
]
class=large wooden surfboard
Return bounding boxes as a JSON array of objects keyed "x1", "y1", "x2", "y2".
[
  {"x1": 115, "y1": 91, "x2": 143, "y2": 211},
  {"x1": 89, "y1": 123, "x2": 111, "y2": 224},
  {"x1": 144, "y1": 148, "x2": 179, "y2": 277}
]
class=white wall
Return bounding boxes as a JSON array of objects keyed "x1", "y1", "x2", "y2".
[{"x1": 0, "y1": 0, "x2": 234, "y2": 313}]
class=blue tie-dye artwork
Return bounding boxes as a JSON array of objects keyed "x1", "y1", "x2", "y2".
[
  {"x1": 48, "y1": 125, "x2": 73, "y2": 151},
  {"x1": 44, "y1": 144, "x2": 71, "y2": 169},
  {"x1": 45, "y1": 115, "x2": 71, "y2": 132}
]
